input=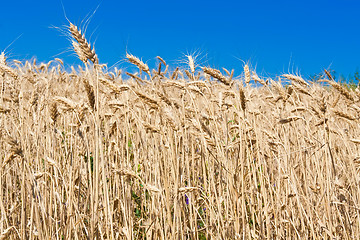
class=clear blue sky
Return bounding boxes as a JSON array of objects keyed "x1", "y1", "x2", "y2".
[{"x1": 1, "y1": 0, "x2": 360, "y2": 79}]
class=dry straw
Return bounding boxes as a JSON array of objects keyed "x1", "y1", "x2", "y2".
[{"x1": 0, "y1": 227, "x2": 13, "y2": 240}]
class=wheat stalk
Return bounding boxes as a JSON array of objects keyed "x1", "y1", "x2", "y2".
[{"x1": 0, "y1": 227, "x2": 13, "y2": 240}]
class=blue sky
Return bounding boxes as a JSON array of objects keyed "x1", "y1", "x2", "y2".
[{"x1": 1, "y1": 0, "x2": 360, "y2": 79}]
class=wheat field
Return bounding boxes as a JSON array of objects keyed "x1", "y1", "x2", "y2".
[{"x1": 0, "y1": 22, "x2": 360, "y2": 239}]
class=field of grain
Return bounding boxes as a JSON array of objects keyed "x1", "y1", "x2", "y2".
[{"x1": 0, "y1": 22, "x2": 360, "y2": 239}]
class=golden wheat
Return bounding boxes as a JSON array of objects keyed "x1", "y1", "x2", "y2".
[
  {"x1": 0, "y1": 29, "x2": 359, "y2": 239},
  {"x1": 126, "y1": 53, "x2": 150, "y2": 75},
  {"x1": 69, "y1": 22, "x2": 98, "y2": 64},
  {"x1": 202, "y1": 66, "x2": 231, "y2": 85}
]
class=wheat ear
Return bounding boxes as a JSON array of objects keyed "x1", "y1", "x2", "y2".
[
  {"x1": 187, "y1": 55, "x2": 195, "y2": 74},
  {"x1": 239, "y1": 86, "x2": 246, "y2": 111},
  {"x1": 283, "y1": 74, "x2": 309, "y2": 87},
  {"x1": 99, "y1": 78, "x2": 131, "y2": 94},
  {"x1": 83, "y1": 78, "x2": 95, "y2": 110},
  {"x1": 157, "y1": 56, "x2": 166, "y2": 66},
  {"x1": 244, "y1": 64, "x2": 251, "y2": 85},
  {"x1": 0, "y1": 52, "x2": 6, "y2": 65},
  {"x1": 126, "y1": 53, "x2": 150, "y2": 76},
  {"x1": 332, "y1": 109, "x2": 356, "y2": 121},
  {"x1": 53, "y1": 96, "x2": 77, "y2": 110},
  {"x1": 69, "y1": 22, "x2": 98, "y2": 64},
  {"x1": 324, "y1": 80, "x2": 354, "y2": 102},
  {"x1": 0, "y1": 63, "x2": 18, "y2": 79},
  {"x1": 202, "y1": 67, "x2": 231, "y2": 86},
  {"x1": 251, "y1": 71, "x2": 266, "y2": 85}
]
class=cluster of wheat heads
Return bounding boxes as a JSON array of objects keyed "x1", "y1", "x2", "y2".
[{"x1": 1, "y1": 22, "x2": 360, "y2": 239}]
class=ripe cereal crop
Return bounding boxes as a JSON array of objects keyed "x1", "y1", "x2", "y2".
[{"x1": 0, "y1": 22, "x2": 360, "y2": 239}]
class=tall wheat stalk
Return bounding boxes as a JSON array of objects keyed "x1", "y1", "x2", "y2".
[{"x1": 68, "y1": 21, "x2": 114, "y2": 239}]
